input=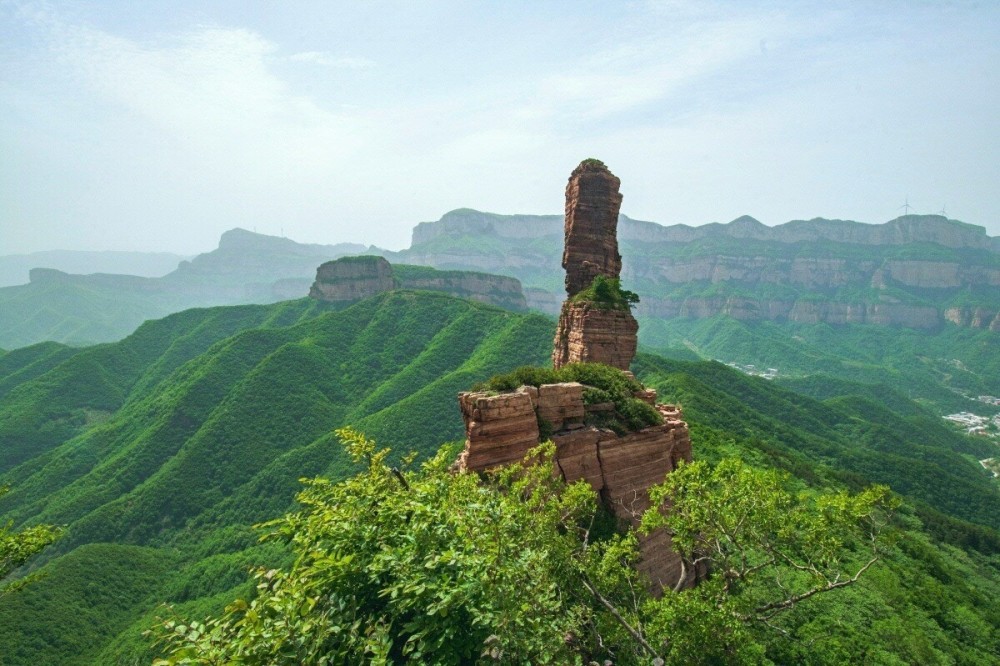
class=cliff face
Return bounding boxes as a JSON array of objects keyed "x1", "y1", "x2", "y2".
[
  {"x1": 562, "y1": 162, "x2": 624, "y2": 297},
  {"x1": 396, "y1": 270, "x2": 527, "y2": 311},
  {"x1": 309, "y1": 256, "x2": 395, "y2": 301},
  {"x1": 624, "y1": 255, "x2": 1000, "y2": 291},
  {"x1": 398, "y1": 210, "x2": 1000, "y2": 331},
  {"x1": 409, "y1": 210, "x2": 996, "y2": 251},
  {"x1": 309, "y1": 256, "x2": 528, "y2": 311},
  {"x1": 457, "y1": 383, "x2": 696, "y2": 591},
  {"x1": 552, "y1": 303, "x2": 639, "y2": 369}
]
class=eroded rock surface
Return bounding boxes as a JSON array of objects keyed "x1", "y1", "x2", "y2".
[
  {"x1": 553, "y1": 303, "x2": 639, "y2": 370},
  {"x1": 310, "y1": 256, "x2": 394, "y2": 302},
  {"x1": 456, "y1": 385, "x2": 696, "y2": 592},
  {"x1": 562, "y1": 160, "x2": 624, "y2": 298},
  {"x1": 309, "y1": 256, "x2": 528, "y2": 310}
]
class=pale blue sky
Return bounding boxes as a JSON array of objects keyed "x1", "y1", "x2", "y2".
[{"x1": 2, "y1": 0, "x2": 998, "y2": 254}]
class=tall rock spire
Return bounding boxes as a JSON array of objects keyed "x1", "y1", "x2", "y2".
[
  {"x1": 562, "y1": 159, "x2": 624, "y2": 297},
  {"x1": 553, "y1": 159, "x2": 638, "y2": 370}
]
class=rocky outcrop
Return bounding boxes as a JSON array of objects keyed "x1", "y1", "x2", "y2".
[
  {"x1": 553, "y1": 303, "x2": 639, "y2": 369},
  {"x1": 456, "y1": 160, "x2": 696, "y2": 591},
  {"x1": 456, "y1": 383, "x2": 696, "y2": 592},
  {"x1": 944, "y1": 307, "x2": 1000, "y2": 331},
  {"x1": 309, "y1": 256, "x2": 395, "y2": 302},
  {"x1": 553, "y1": 160, "x2": 639, "y2": 370},
  {"x1": 457, "y1": 389, "x2": 540, "y2": 470},
  {"x1": 309, "y1": 257, "x2": 528, "y2": 311},
  {"x1": 562, "y1": 160, "x2": 624, "y2": 297}
]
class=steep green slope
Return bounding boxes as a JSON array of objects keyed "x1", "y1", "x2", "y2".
[
  {"x1": 0, "y1": 292, "x2": 552, "y2": 665},
  {"x1": 0, "y1": 543, "x2": 177, "y2": 665},
  {"x1": 2, "y1": 291, "x2": 998, "y2": 664},
  {"x1": 0, "y1": 299, "x2": 328, "y2": 474},
  {"x1": 0, "y1": 341, "x2": 80, "y2": 400},
  {"x1": 634, "y1": 355, "x2": 1000, "y2": 532},
  {"x1": 639, "y1": 315, "x2": 1000, "y2": 413}
]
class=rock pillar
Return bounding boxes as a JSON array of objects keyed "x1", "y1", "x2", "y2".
[
  {"x1": 553, "y1": 160, "x2": 638, "y2": 370},
  {"x1": 562, "y1": 159, "x2": 624, "y2": 297}
]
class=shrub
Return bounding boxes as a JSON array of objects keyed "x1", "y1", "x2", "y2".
[{"x1": 571, "y1": 276, "x2": 640, "y2": 311}]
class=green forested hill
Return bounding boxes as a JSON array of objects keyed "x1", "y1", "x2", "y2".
[
  {"x1": 639, "y1": 314, "x2": 1000, "y2": 413},
  {"x1": 0, "y1": 292, "x2": 998, "y2": 664},
  {"x1": 0, "y1": 292, "x2": 552, "y2": 664}
]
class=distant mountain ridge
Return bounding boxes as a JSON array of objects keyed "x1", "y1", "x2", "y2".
[
  {"x1": 4, "y1": 210, "x2": 999, "y2": 351},
  {"x1": 0, "y1": 229, "x2": 531, "y2": 349},
  {"x1": 0, "y1": 249, "x2": 190, "y2": 288},
  {"x1": 396, "y1": 209, "x2": 1000, "y2": 330},
  {"x1": 0, "y1": 231, "x2": 368, "y2": 349},
  {"x1": 411, "y1": 208, "x2": 999, "y2": 251}
]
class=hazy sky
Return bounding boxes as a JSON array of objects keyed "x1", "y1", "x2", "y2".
[{"x1": 2, "y1": 0, "x2": 998, "y2": 254}]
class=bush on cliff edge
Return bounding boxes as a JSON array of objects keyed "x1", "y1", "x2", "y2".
[{"x1": 472, "y1": 362, "x2": 662, "y2": 433}]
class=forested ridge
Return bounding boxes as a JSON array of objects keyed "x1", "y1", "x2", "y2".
[{"x1": 0, "y1": 291, "x2": 997, "y2": 663}]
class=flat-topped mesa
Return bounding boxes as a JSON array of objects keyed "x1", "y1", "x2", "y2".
[
  {"x1": 554, "y1": 159, "x2": 638, "y2": 371},
  {"x1": 563, "y1": 159, "x2": 624, "y2": 297},
  {"x1": 309, "y1": 256, "x2": 529, "y2": 310},
  {"x1": 309, "y1": 255, "x2": 394, "y2": 302}
]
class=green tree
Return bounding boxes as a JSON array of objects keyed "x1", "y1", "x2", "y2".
[
  {"x1": 638, "y1": 459, "x2": 898, "y2": 662},
  {"x1": 152, "y1": 432, "x2": 896, "y2": 665},
  {"x1": 0, "y1": 485, "x2": 62, "y2": 598}
]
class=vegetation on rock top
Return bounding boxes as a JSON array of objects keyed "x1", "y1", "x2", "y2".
[
  {"x1": 472, "y1": 362, "x2": 662, "y2": 434},
  {"x1": 571, "y1": 275, "x2": 640, "y2": 311}
]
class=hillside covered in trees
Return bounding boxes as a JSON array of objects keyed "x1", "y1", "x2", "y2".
[{"x1": 0, "y1": 290, "x2": 997, "y2": 663}]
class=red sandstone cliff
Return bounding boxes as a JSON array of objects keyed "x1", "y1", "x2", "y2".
[
  {"x1": 457, "y1": 381, "x2": 695, "y2": 592},
  {"x1": 457, "y1": 159, "x2": 697, "y2": 592},
  {"x1": 562, "y1": 160, "x2": 624, "y2": 298}
]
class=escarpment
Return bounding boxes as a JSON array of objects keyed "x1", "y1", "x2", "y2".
[
  {"x1": 309, "y1": 256, "x2": 527, "y2": 310},
  {"x1": 398, "y1": 210, "x2": 1000, "y2": 331},
  {"x1": 456, "y1": 160, "x2": 696, "y2": 592}
]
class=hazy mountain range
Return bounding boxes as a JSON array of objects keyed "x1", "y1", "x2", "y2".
[{"x1": 4, "y1": 210, "x2": 996, "y2": 352}]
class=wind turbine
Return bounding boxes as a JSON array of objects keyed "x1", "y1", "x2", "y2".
[{"x1": 898, "y1": 197, "x2": 912, "y2": 217}]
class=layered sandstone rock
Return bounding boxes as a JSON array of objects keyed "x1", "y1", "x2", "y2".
[
  {"x1": 536, "y1": 382, "x2": 586, "y2": 431},
  {"x1": 456, "y1": 388, "x2": 540, "y2": 470},
  {"x1": 944, "y1": 306, "x2": 1000, "y2": 331},
  {"x1": 562, "y1": 160, "x2": 624, "y2": 298},
  {"x1": 553, "y1": 160, "x2": 638, "y2": 370},
  {"x1": 456, "y1": 384, "x2": 696, "y2": 592},
  {"x1": 552, "y1": 303, "x2": 639, "y2": 370},
  {"x1": 455, "y1": 160, "x2": 697, "y2": 592}
]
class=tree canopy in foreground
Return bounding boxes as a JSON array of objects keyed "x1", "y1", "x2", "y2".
[
  {"x1": 153, "y1": 429, "x2": 896, "y2": 665},
  {"x1": 0, "y1": 484, "x2": 62, "y2": 599}
]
